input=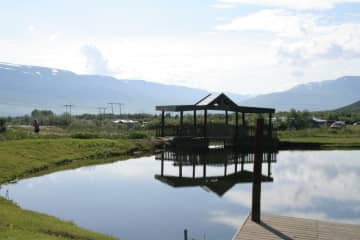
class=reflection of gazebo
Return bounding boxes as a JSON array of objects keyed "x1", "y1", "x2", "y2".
[
  {"x1": 155, "y1": 148, "x2": 276, "y2": 196},
  {"x1": 155, "y1": 171, "x2": 273, "y2": 197},
  {"x1": 155, "y1": 93, "x2": 276, "y2": 147}
]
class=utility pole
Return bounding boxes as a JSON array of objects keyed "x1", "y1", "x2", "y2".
[
  {"x1": 116, "y1": 103, "x2": 124, "y2": 117},
  {"x1": 64, "y1": 104, "x2": 73, "y2": 122},
  {"x1": 108, "y1": 103, "x2": 115, "y2": 115},
  {"x1": 97, "y1": 107, "x2": 107, "y2": 119},
  {"x1": 108, "y1": 102, "x2": 123, "y2": 117}
]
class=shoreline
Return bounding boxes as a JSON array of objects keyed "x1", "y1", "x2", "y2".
[{"x1": 0, "y1": 138, "x2": 153, "y2": 240}]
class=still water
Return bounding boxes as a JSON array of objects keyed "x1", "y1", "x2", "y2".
[{"x1": 1, "y1": 150, "x2": 360, "y2": 240}]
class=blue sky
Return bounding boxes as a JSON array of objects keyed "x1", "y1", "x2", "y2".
[{"x1": 1, "y1": 0, "x2": 360, "y2": 94}]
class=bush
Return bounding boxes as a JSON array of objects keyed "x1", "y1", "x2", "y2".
[
  {"x1": 127, "y1": 131, "x2": 149, "y2": 139},
  {"x1": 70, "y1": 132, "x2": 100, "y2": 139}
]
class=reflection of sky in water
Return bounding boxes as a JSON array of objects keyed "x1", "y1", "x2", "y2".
[
  {"x1": 224, "y1": 150, "x2": 360, "y2": 226},
  {"x1": 1, "y1": 151, "x2": 359, "y2": 240}
]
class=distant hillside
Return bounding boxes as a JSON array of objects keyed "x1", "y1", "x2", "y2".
[
  {"x1": 0, "y1": 62, "x2": 249, "y2": 116},
  {"x1": 239, "y1": 76, "x2": 360, "y2": 111},
  {"x1": 335, "y1": 100, "x2": 360, "y2": 112}
]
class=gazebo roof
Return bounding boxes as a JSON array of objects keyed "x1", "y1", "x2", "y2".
[{"x1": 156, "y1": 92, "x2": 275, "y2": 113}]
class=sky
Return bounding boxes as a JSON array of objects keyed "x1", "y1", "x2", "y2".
[{"x1": 1, "y1": 0, "x2": 360, "y2": 94}]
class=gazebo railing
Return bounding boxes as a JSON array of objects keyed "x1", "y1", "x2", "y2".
[{"x1": 156, "y1": 123, "x2": 276, "y2": 139}]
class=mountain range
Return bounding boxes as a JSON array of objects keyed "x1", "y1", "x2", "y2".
[
  {"x1": 0, "y1": 62, "x2": 249, "y2": 116},
  {"x1": 241, "y1": 76, "x2": 360, "y2": 111},
  {"x1": 0, "y1": 62, "x2": 359, "y2": 116},
  {"x1": 335, "y1": 100, "x2": 360, "y2": 112}
]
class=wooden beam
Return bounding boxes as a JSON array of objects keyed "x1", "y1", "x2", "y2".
[
  {"x1": 156, "y1": 105, "x2": 275, "y2": 114},
  {"x1": 252, "y1": 118, "x2": 264, "y2": 223}
]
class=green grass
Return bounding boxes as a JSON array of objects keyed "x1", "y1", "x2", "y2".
[
  {"x1": 278, "y1": 126, "x2": 360, "y2": 149},
  {"x1": 0, "y1": 138, "x2": 153, "y2": 239},
  {"x1": 0, "y1": 138, "x2": 152, "y2": 184},
  {"x1": 1, "y1": 125, "x2": 154, "y2": 141},
  {"x1": 0, "y1": 197, "x2": 116, "y2": 240}
]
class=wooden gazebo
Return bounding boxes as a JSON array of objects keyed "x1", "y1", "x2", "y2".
[{"x1": 156, "y1": 93, "x2": 276, "y2": 146}]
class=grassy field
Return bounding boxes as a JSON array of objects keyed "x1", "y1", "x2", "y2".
[
  {"x1": 0, "y1": 137, "x2": 153, "y2": 240},
  {"x1": 278, "y1": 125, "x2": 360, "y2": 149}
]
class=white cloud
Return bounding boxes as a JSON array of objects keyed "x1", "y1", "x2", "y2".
[
  {"x1": 215, "y1": 9, "x2": 317, "y2": 38},
  {"x1": 209, "y1": 210, "x2": 247, "y2": 228},
  {"x1": 28, "y1": 25, "x2": 36, "y2": 32},
  {"x1": 49, "y1": 32, "x2": 61, "y2": 41},
  {"x1": 80, "y1": 45, "x2": 111, "y2": 75},
  {"x1": 211, "y1": 3, "x2": 234, "y2": 9},
  {"x1": 216, "y1": 9, "x2": 360, "y2": 76},
  {"x1": 225, "y1": 151, "x2": 360, "y2": 224},
  {"x1": 218, "y1": 0, "x2": 360, "y2": 10}
]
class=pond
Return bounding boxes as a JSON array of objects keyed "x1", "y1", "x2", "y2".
[{"x1": 1, "y1": 150, "x2": 360, "y2": 240}]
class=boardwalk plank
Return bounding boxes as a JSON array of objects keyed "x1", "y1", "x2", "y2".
[{"x1": 233, "y1": 214, "x2": 360, "y2": 240}]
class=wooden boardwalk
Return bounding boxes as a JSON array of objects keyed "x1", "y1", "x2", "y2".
[{"x1": 233, "y1": 214, "x2": 360, "y2": 240}]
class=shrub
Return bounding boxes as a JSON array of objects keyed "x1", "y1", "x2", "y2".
[
  {"x1": 70, "y1": 132, "x2": 100, "y2": 139},
  {"x1": 127, "y1": 131, "x2": 149, "y2": 139}
]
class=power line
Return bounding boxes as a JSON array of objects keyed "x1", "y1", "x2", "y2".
[
  {"x1": 64, "y1": 105, "x2": 74, "y2": 115},
  {"x1": 108, "y1": 102, "x2": 124, "y2": 116}
]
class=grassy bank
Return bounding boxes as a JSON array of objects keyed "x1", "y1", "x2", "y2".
[
  {"x1": 0, "y1": 138, "x2": 153, "y2": 240},
  {"x1": 278, "y1": 126, "x2": 360, "y2": 149}
]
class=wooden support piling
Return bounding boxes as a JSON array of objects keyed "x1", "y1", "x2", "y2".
[{"x1": 252, "y1": 118, "x2": 264, "y2": 222}]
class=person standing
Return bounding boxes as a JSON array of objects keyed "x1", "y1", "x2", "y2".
[{"x1": 33, "y1": 120, "x2": 40, "y2": 133}]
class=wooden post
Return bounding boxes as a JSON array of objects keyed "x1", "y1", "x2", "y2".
[
  {"x1": 193, "y1": 110, "x2": 197, "y2": 126},
  {"x1": 192, "y1": 162, "x2": 195, "y2": 178},
  {"x1": 204, "y1": 109, "x2": 207, "y2": 137},
  {"x1": 161, "y1": 152, "x2": 164, "y2": 176},
  {"x1": 235, "y1": 111, "x2": 239, "y2": 139},
  {"x1": 267, "y1": 152, "x2": 271, "y2": 177},
  {"x1": 203, "y1": 161, "x2": 206, "y2": 178},
  {"x1": 241, "y1": 154, "x2": 245, "y2": 171},
  {"x1": 224, "y1": 161, "x2": 227, "y2": 176},
  {"x1": 268, "y1": 113, "x2": 273, "y2": 138},
  {"x1": 161, "y1": 110, "x2": 165, "y2": 137},
  {"x1": 242, "y1": 112, "x2": 246, "y2": 126},
  {"x1": 252, "y1": 118, "x2": 264, "y2": 223},
  {"x1": 179, "y1": 162, "x2": 182, "y2": 178},
  {"x1": 235, "y1": 154, "x2": 238, "y2": 173},
  {"x1": 225, "y1": 110, "x2": 229, "y2": 125},
  {"x1": 180, "y1": 110, "x2": 184, "y2": 126},
  {"x1": 184, "y1": 229, "x2": 188, "y2": 240}
]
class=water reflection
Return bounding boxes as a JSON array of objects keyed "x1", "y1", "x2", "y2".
[
  {"x1": 155, "y1": 148, "x2": 277, "y2": 196},
  {"x1": 0, "y1": 150, "x2": 359, "y2": 240}
]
